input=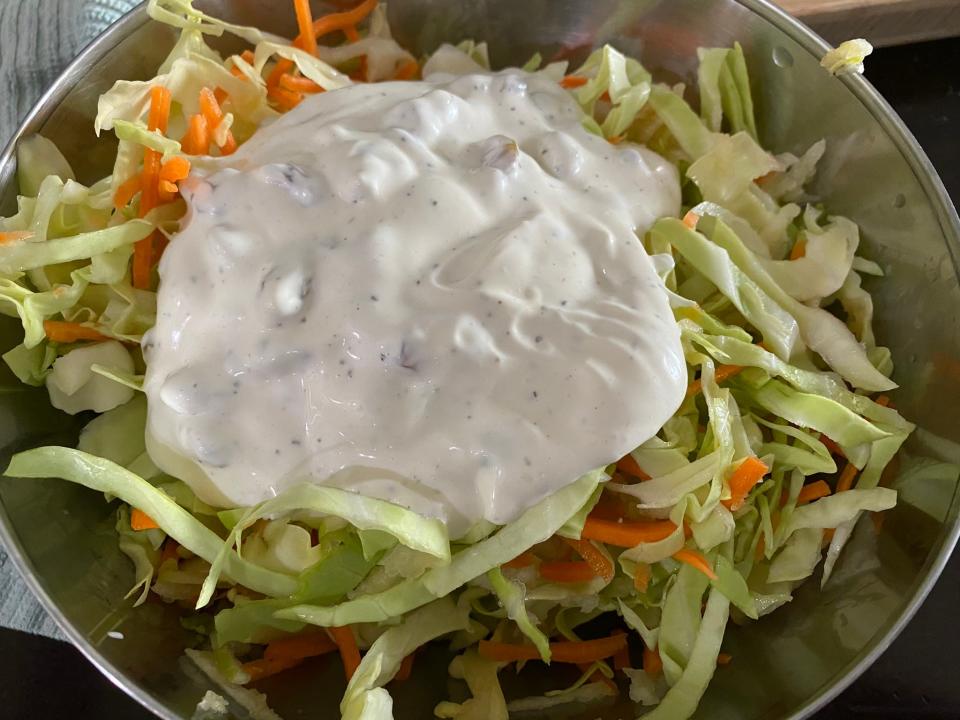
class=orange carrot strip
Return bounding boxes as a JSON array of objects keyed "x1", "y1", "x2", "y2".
[
  {"x1": 393, "y1": 653, "x2": 415, "y2": 682},
  {"x1": 43, "y1": 320, "x2": 109, "y2": 344},
  {"x1": 560, "y1": 75, "x2": 589, "y2": 88},
  {"x1": 293, "y1": 0, "x2": 318, "y2": 56},
  {"x1": 330, "y1": 626, "x2": 362, "y2": 681},
  {"x1": 820, "y1": 434, "x2": 846, "y2": 458},
  {"x1": 214, "y1": 86, "x2": 229, "y2": 105},
  {"x1": 503, "y1": 551, "x2": 536, "y2": 569},
  {"x1": 268, "y1": 85, "x2": 304, "y2": 111},
  {"x1": 797, "y1": 480, "x2": 832, "y2": 505},
  {"x1": 539, "y1": 560, "x2": 597, "y2": 583},
  {"x1": 343, "y1": 24, "x2": 360, "y2": 42},
  {"x1": 0, "y1": 231, "x2": 34, "y2": 244},
  {"x1": 394, "y1": 59, "x2": 420, "y2": 80},
  {"x1": 199, "y1": 87, "x2": 238, "y2": 153},
  {"x1": 790, "y1": 236, "x2": 807, "y2": 260},
  {"x1": 614, "y1": 646, "x2": 631, "y2": 671},
  {"x1": 113, "y1": 175, "x2": 142, "y2": 209},
  {"x1": 279, "y1": 73, "x2": 325, "y2": 93},
  {"x1": 243, "y1": 655, "x2": 304, "y2": 683},
  {"x1": 310, "y1": 0, "x2": 378, "y2": 39},
  {"x1": 721, "y1": 456, "x2": 768, "y2": 511},
  {"x1": 479, "y1": 634, "x2": 627, "y2": 664},
  {"x1": 159, "y1": 539, "x2": 180, "y2": 566},
  {"x1": 717, "y1": 652, "x2": 733, "y2": 666},
  {"x1": 147, "y1": 85, "x2": 172, "y2": 135},
  {"x1": 836, "y1": 462, "x2": 859, "y2": 493},
  {"x1": 633, "y1": 562, "x2": 651, "y2": 592},
  {"x1": 180, "y1": 114, "x2": 208, "y2": 156},
  {"x1": 672, "y1": 548, "x2": 718, "y2": 580},
  {"x1": 617, "y1": 453, "x2": 651, "y2": 481},
  {"x1": 643, "y1": 645, "x2": 662, "y2": 678},
  {"x1": 581, "y1": 516, "x2": 677, "y2": 548},
  {"x1": 159, "y1": 156, "x2": 191, "y2": 183},
  {"x1": 686, "y1": 364, "x2": 744, "y2": 399},
  {"x1": 875, "y1": 395, "x2": 891, "y2": 407},
  {"x1": 264, "y1": 631, "x2": 338, "y2": 662},
  {"x1": 561, "y1": 537, "x2": 614, "y2": 581},
  {"x1": 130, "y1": 508, "x2": 160, "y2": 531},
  {"x1": 682, "y1": 210, "x2": 700, "y2": 229},
  {"x1": 607, "y1": 134, "x2": 625, "y2": 144}
]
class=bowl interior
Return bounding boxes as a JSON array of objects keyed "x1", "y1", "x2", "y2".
[{"x1": 1, "y1": 2, "x2": 958, "y2": 719}]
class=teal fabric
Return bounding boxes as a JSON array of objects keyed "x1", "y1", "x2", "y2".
[{"x1": 0, "y1": 0, "x2": 138, "y2": 639}]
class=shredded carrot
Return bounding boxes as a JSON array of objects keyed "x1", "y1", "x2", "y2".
[
  {"x1": 836, "y1": 461, "x2": 858, "y2": 493},
  {"x1": 279, "y1": 73, "x2": 324, "y2": 93},
  {"x1": 643, "y1": 645, "x2": 662, "y2": 678},
  {"x1": 293, "y1": 0, "x2": 318, "y2": 56},
  {"x1": 616, "y1": 452, "x2": 650, "y2": 481},
  {"x1": 268, "y1": 58, "x2": 296, "y2": 93},
  {"x1": 113, "y1": 175, "x2": 142, "y2": 210},
  {"x1": 158, "y1": 180, "x2": 179, "y2": 200},
  {"x1": 181, "y1": 114, "x2": 209, "y2": 156},
  {"x1": 797, "y1": 480, "x2": 832, "y2": 505},
  {"x1": 130, "y1": 508, "x2": 160, "y2": 531},
  {"x1": 310, "y1": 0, "x2": 378, "y2": 39},
  {"x1": 330, "y1": 626, "x2": 362, "y2": 681},
  {"x1": 686, "y1": 364, "x2": 744, "y2": 399},
  {"x1": 133, "y1": 86, "x2": 171, "y2": 289},
  {"x1": 820, "y1": 434, "x2": 845, "y2": 458},
  {"x1": 721, "y1": 456, "x2": 768, "y2": 511},
  {"x1": 159, "y1": 156, "x2": 191, "y2": 183},
  {"x1": 348, "y1": 55, "x2": 369, "y2": 82},
  {"x1": 871, "y1": 511, "x2": 886, "y2": 534},
  {"x1": 672, "y1": 548, "x2": 717, "y2": 580},
  {"x1": 539, "y1": 561, "x2": 596, "y2": 583},
  {"x1": 633, "y1": 562, "x2": 651, "y2": 592},
  {"x1": 147, "y1": 85, "x2": 172, "y2": 135},
  {"x1": 199, "y1": 87, "x2": 238, "y2": 153},
  {"x1": 343, "y1": 24, "x2": 361, "y2": 42},
  {"x1": 43, "y1": 320, "x2": 108, "y2": 344},
  {"x1": 717, "y1": 652, "x2": 733, "y2": 666},
  {"x1": 214, "y1": 86, "x2": 229, "y2": 105},
  {"x1": 789, "y1": 236, "x2": 807, "y2": 260},
  {"x1": 264, "y1": 631, "x2": 338, "y2": 663},
  {"x1": 581, "y1": 516, "x2": 677, "y2": 548},
  {"x1": 393, "y1": 653, "x2": 415, "y2": 682},
  {"x1": 560, "y1": 75, "x2": 589, "y2": 88},
  {"x1": 0, "y1": 231, "x2": 34, "y2": 244},
  {"x1": 875, "y1": 395, "x2": 891, "y2": 408},
  {"x1": 503, "y1": 551, "x2": 536, "y2": 569},
  {"x1": 682, "y1": 210, "x2": 701, "y2": 229},
  {"x1": 394, "y1": 59, "x2": 420, "y2": 80},
  {"x1": 607, "y1": 134, "x2": 625, "y2": 144},
  {"x1": 159, "y1": 539, "x2": 180, "y2": 566},
  {"x1": 561, "y1": 537, "x2": 614, "y2": 581},
  {"x1": 243, "y1": 655, "x2": 304, "y2": 683},
  {"x1": 822, "y1": 527, "x2": 836, "y2": 547},
  {"x1": 269, "y1": 85, "x2": 304, "y2": 111},
  {"x1": 614, "y1": 646, "x2": 631, "y2": 671},
  {"x1": 479, "y1": 633, "x2": 627, "y2": 664}
]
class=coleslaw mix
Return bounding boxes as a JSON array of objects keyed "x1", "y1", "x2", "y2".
[{"x1": 0, "y1": 1, "x2": 915, "y2": 718}]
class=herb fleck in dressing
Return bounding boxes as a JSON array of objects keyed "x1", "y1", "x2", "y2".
[{"x1": 143, "y1": 70, "x2": 686, "y2": 537}]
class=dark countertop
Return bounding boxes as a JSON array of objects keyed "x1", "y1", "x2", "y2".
[{"x1": 1, "y1": 34, "x2": 958, "y2": 720}]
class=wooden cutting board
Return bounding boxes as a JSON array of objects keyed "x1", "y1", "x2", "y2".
[{"x1": 778, "y1": 0, "x2": 960, "y2": 47}]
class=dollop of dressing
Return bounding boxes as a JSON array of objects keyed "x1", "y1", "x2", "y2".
[{"x1": 143, "y1": 70, "x2": 686, "y2": 537}]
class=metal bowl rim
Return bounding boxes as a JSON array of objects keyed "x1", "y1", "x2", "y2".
[{"x1": 0, "y1": 2, "x2": 957, "y2": 719}]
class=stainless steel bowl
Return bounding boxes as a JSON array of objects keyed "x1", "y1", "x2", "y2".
[{"x1": 1, "y1": 1, "x2": 958, "y2": 719}]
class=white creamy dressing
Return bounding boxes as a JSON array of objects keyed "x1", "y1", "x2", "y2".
[{"x1": 143, "y1": 69, "x2": 686, "y2": 537}]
